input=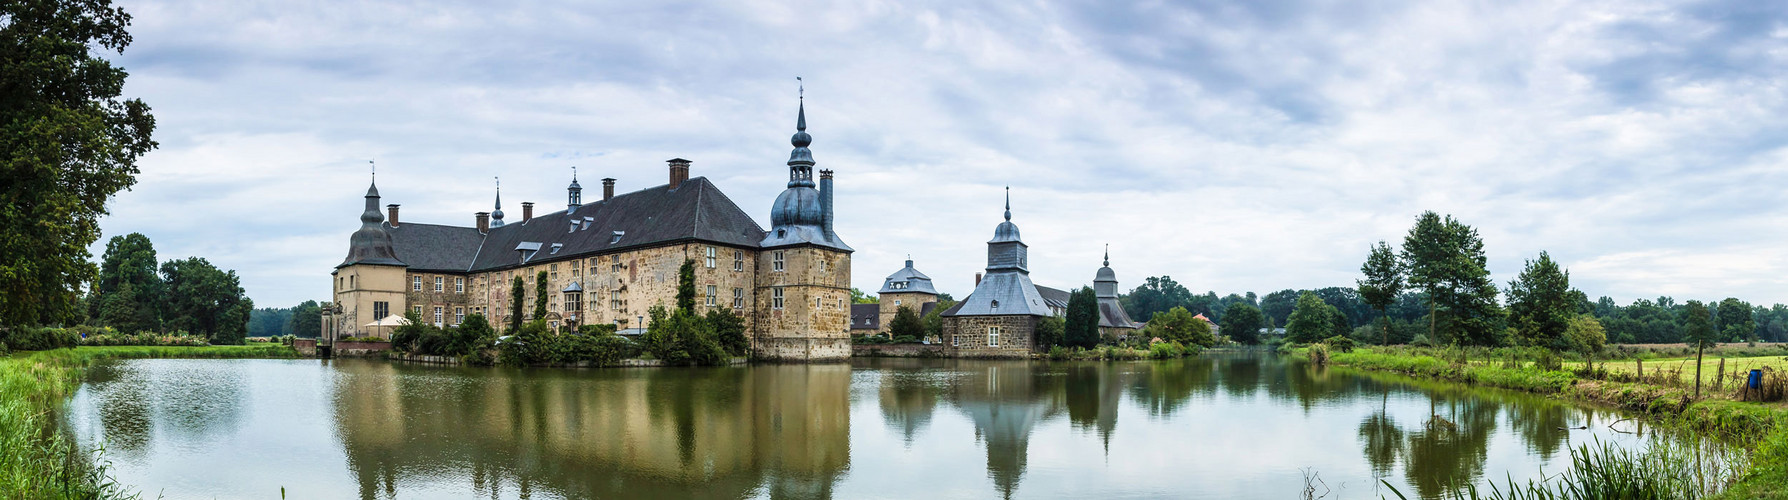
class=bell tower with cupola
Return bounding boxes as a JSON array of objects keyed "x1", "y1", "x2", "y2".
[{"x1": 755, "y1": 87, "x2": 853, "y2": 362}]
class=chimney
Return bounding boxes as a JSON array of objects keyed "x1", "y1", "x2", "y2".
[
  {"x1": 975, "y1": 273, "x2": 983, "y2": 286},
  {"x1": 386, "y1": 204, "x2": 400, "y2": 227},
  {"x1": 475, "y1": 212, "x2": 490, "y2": 233},
  {"x1": 521, "y1": 202, "x2": 534, "y2": 223},
  {"x1": 602, "y1": 178, "x2": 615, "y2": 201},
  {"x1": 819, "y1": 169, "x2": 834, "y2": 238},
  {"x1": 667, "y1": 158, "x2": 690, "y2": 189}
]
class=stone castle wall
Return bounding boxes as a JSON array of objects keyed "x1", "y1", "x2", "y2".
[
  {"x1": 876, "y1": 292, "x2": 935, "y2": 335},
  {"x1": 754, "y1": 246, "x2": 852, "y2": 362},
  {"x1": 943, "y1": 314, "x2": 1038, "y2": 358}
]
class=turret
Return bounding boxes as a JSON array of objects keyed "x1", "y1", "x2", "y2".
[
  {"x1": 491, "y1": 177, "x2": 506, "y2": 228},
  {"x1": 339, "y1": 180, "x2": 404, "y2": 267},
  {"x1": 567, "y1": 167, "x2": 582, "y2": 213}
]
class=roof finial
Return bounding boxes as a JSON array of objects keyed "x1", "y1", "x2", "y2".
[
  {"x1": 572, "y1": 166, "x2": 577, "y2": 182},
  {"x1": 795, "y1": 77, "x2": 807, "y2": 133},
  {"x1": 369, "y1": 158, "x2": 376, "y2": 181},
  {"x1": 1104, "y1": 244, "x2": 1110, "y2": 267},
  {"x1": 495, "y1": 176, "x2": 502, "y2": 208},
  {"x1": 1003, "y1": 186, "x2": 1011, "y2": 221}
]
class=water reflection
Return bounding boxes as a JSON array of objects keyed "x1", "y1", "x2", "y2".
[
  {"x1": 332, "y1": 363, "x2": 850, "y2": 500},
  {"x1": 67, "y1": 353, "x2": 1695, "y2": 500}
]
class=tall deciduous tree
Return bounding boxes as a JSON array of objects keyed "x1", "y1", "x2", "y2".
[
  {"x1": 1220, "y1": 302, "x2": 1265, "y2": 345},
  {"x1": 1120, "y1": 276, "x2": 1192, "y2": 323},
  {"x1": 0, "y1": 0, "x2": 158, "y2": 327},
  {"x1": 159, "y1": 257, "x2": 251, "y2": 344},
  {"x1": 1683, "y1": 300, "x2": 1716, "y2": 398},
  {"x1": 1400, "y1": 212, "x2": 1504, "y2": 346},
  {"x1": 1065, "y1": 286, "x2": 1100, "y2": 348},
  {"x1": 1566, "y1": 315, "x2": 1606, "y2": 373},
  {"x1": 1357, "y1": 241, "x2": 1403, "y2": 346},
  {"x1": 1145, "y1": 306, "x2": 1215, "y2": 347},
  {"x1": 93, "y1": 232, "x2": 161, "y2": 328},
  {"x1": 1507, "y1": 251, "x2": 1574, "y2": 351},
  {"x1": 1716, "y1": 297, "x2": 1754, "y2": 343},
  {"x1": 1285, "y1": 291, "x2": 1332, "y2": 344}
]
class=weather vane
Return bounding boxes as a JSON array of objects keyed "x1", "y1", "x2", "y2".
[
  {"x1": 797, "y1": 76, "x2": 803, "y2": 99},
  {"x1": 572, "y1": 165, "x2": 577, "y2": 181},
  {"x1": 369, "y1": 158, "x2": 375, "y2": 180}
]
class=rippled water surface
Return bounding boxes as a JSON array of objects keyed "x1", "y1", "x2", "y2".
[{"x1": 63, "y1": 353, "x2": 1678, "y2": 499}]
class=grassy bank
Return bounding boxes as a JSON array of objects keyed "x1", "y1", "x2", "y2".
[
  {"x1": 0, "y1": 343, "x2": 298, "y2": 499},
  {"x1": 1301, "y1": 346, "x2": 1788, "y2": 498}
]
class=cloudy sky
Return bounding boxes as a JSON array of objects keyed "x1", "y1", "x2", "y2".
[{"x1": 93, "y1": 0, "x2": 1788, "y2": 309}]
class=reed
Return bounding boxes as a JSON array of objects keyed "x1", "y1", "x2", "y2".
[{"x1": 1381, "y1": 439, "x2": 1747, "y2": 499}]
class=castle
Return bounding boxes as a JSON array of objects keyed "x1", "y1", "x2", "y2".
[{"x1": 326, "y1": 99, "x2": 853, "y2": 362}]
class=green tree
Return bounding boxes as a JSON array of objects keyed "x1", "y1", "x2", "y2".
[
  {"x1": 1035, "y1": 315, "x2": 1065, "y2": 349},
  {"x1": 0, "y1": 0, "x2": 158, "y2": 328},
  {"x1": 288, "y1": 300, "x2": 323, "y2": 338},
  {"x1": 1357, "y1": 241, "x2": 1403, "y2": 346},
  {"x1": 1566, "y1": 314, "x2": 1606, "y2": 373},
  {"x1": 921, "y1": 298, "x2": 956, "y2": 342},
  {"x1": 159, "y1": 257, "x2": 251, "y2": 344},
  {"x1": 1285, "y1": 291, "x2": 1332, "y2": 344},
  {"x1": 850, "y1": 287, "x2": 876, "y2": 304},
  {"x1": 508, "y1": 276, "x2": 525, "y2": 332},
  {"x1": 889, "y1": 305, "x2": 923, "y2": 340},
  {"x1": 1717, "y1": 297, "x2": 1754, "y2": 343},
  {"x1": 1220, "y1": 302, "x2": 1265, "y2": 345},
  {"x1": 1683, "y1": 300, "x2": 1716, "y2": 398},
  {"x1": 705, "y1": 308, "x2": 748, "y2": 356},
  {"x1": 1506, "y1": 251, "x2": 1574, "y2": 351},
  {"x1": 1400, "y1": 212, "x2": 1504, "y2": 346},
  {"x1": 92, "y1": 232, "x2": 161, "y2": 329},
  {"x1": 1145, "y1": 306, "x2": 1215, "y2": 347},
  {"x1": 1065, "y1": 286, "x2": 1100, "y2": 348},
  {"x1": 677, "y1": 259, "x2": 696, "y2": 312},
  {"x1": 1120, "y1": 276, "x2": 1192, "y2": 323},
  {"x1": 532, "y1": 270, "x2": 548, "y2": 321},
  {"x1": 450, "y1": 313, "x2": 494, "y2": 356}
]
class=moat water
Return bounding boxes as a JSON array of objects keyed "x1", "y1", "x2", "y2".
[{"x1": 64, "y1": 352, "x2": 1692, "y2": 499}]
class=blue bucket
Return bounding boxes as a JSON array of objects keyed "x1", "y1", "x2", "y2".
[{"x1": 1750, "y1": 369, "x2": 1764, "y2": 389}]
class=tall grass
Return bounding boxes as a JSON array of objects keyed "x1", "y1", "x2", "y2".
[
  {"x1": 1, "y1": 344, "x2": 297, "y2": 499},
  {"x1": 1381, "y1": 439, "x2": 1747, "y2": 500}
]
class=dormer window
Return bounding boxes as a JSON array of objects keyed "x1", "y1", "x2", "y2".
[
  {"x1": 582, "y1": 216, "x2": 593, "y2": 230},
  {"x1": 610, "y1": 231, "x2": 625, "y2": 245},
  {"x1": 990, "y1": 299, "x2": 999, "y2": 309},
  {"x1": 550, "y1": 243, "x2": 563, "y2": 254}
]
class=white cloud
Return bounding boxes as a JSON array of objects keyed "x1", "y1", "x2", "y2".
[{"x1": 92, "y1": 0, "x2": 1788, "y2": 307}]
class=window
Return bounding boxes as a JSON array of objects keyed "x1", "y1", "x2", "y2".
[
  {"x1": 455, "y1": 307, "x2": 465, "y2": 324},
  {"x1": 733, "y1": 288, "x2": 744, "y2": 309},
  {"x1": 373, "y1": 301, "x2": 389, "y2": 320},
  {"x1": 819, "y1": 259, "x2": 826, "y2": 273},
  {"x1": 550, "y1": 264, "x2": 558, "y2": 281},
  {"x1": 413, "y1": 305, "x2": 423, "y2": 316},
  {"x1": 772, "y1": 251, "x2": 785, "y2": 272},
  {"x1": 772, "y1": 287, "x2": 785, "y2": 309},
  {"x1": 705, "y1": 246, "x2": 716, "y2": 268},
  {"x1": 706, "y1": 285, "x2": 717, "y2": 306},
  {"x1": 434, "y1": 276, "x2": 444, "y2": 292},
  {"x1": 433, "y1": 306, "x2": 443, "y2": 326},
  {"x1": 413, "y1": 276, "x2": 422, "y2": 291},
  {"x1": 894, "y1": 299, "x2": 902, "y2": 307},
  {"x1": 815, "y1": 297, "x2": 821, "y2": 308},
  {"x1": 455, "y1": 277, "x2": 465, "y2": 293},
  {"x1": 611, "y1": 258, "x2": 623, "y2": 272},
  {"x1": 733, "y1": 251, "x2": 744, "y2": 272},
  {"x1": 337, "y1": 277, "x2": 343, "y2": 291},
  {"x1": 350, "y1": 275, "x2": 355, "y2": 288},
  {"x1": 988, "y1": 326, "x2": 1001, "y2": 347}
]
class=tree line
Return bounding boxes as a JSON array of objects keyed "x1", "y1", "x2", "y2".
[{"x1": 82, "y1": 233, "x2": 255, "y2": 344}]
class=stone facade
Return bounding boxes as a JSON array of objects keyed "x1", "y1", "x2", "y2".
[
  {"x1": 943, "y1": 314, "x2": 1037, "y2": 358},
  {"x1": 877, "y1": 291, "x2": 934, "y2": 334},
  {"x1": 331, "y1": 264, "x2": 406, "y2": 339},
  {"x1": 753, "y1": 246, "x2": 852, "y2": 362}
]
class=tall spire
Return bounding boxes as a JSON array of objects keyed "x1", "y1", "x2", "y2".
[
  {"x1": 786, "y1": 77, "x2": 814, "y2": 188},
  {"x1": 491, "y1": 176, "x2": 506, "y2": 227},
  {"x1": 1003, "y1": 186, "x2": 1011, "y2": 221}
]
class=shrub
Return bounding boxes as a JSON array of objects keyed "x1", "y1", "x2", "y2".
[
  {"x1": 892, "y1": 335, "x2": 918, "y2": 344},
  {"x1": 1047, "y1": 345, "x2": 1071, "y2": 360},
  {"x1": 0, "y1": 326, "x2": 79, "y2": 351},
  {"x1": 77, "y1": 331, "x2": 208, "y2": 347},
  {"x1": 1534, "y1": 348, "x2": 1563, "y2": 371},
  {"x1": 1411, "y1": 334, "x2": 1435, "y2": 347},
  {"x1": 1322, "y1": 335, "x2": 1355, "y2": 353},
  {"x1": 1307, "y1": 343, "x2": 1331, "y2": 365},
  {"x1": 705, "y1": 309, "x2": 749, "y2": 357}
]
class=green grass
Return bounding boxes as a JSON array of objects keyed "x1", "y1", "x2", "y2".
[
  {"x1": 1382, "y1": 439, "x2": 1746, "y2": 499},
  {"x1": 1573, "y1": 355, "x2": 1788, "y2": 389},
  {"x1": 1312, "y1": 346, "x2": 1788, "y2": 498},
  {"x1": 1, "y1": 344, "x2": 297, "y2": 499}
]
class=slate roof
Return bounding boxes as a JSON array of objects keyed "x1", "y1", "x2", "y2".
[
  {"x1": 1035, "y1": 285, "x2": 1070, "y2": 311},
  {"x1": 383, "y1": 222, "x2": 485, "y2": 272},
  {"x1": 878, "y1": 259, "x2": 939, "y2": 295},
  {"x1": 380, "y1": 177, "x2": 769, "y2": 274},
  {"x1": 943, "y1": 272, "x2": 1051, "y2": 317},
  {"x1": 851, "y1": 303, "x2": 880, "y2": 331}
]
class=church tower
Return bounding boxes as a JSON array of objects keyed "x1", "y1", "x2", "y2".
[{"x1": 754, "y1": 91, "x2": 853, "y2": 362}]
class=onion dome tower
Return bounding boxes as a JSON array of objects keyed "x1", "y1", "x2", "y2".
[
  {"x1": 761, "y1": 90, "x2": 850, "y2": 251},
  {"x1": 339, "y1": 179, "x2": 404, "y2": 267},
  {"x1": 1093, "y1": 245, "x2": 1140, "y2": 331}
]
